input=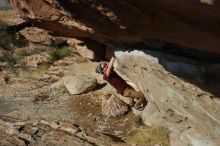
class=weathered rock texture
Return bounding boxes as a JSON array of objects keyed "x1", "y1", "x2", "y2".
[
  {"x1": 22, "y1": 53, "x2": 49, "y2": 67},
  {"x1": 101, "y1": 94, "x2": 129, "y2": 117},
  {"x1": 10, "y1": 0, "x2": 220, "y2": 54},
  {"x1": 68, "y1": 38, "x2": 106, "y2": 60},
  {"x1": 64, "y1": 76, "x2": 97, "y2": 95},
  {"x1": 0, "y1": 117, "x2": 128, "y2": 146},
  {"x1": 115, "y1": 49, "x2": 220, "y2": 146}
]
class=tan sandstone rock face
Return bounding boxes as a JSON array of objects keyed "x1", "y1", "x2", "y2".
[
  {"x1": 10, "y1": 0, "x2": 220, "y2": 54},
  {"x1": 64, "y1": 76, "x2": 97, "y2": 95},
  {"x1": 68, "y1": 38, "x2": 106, "y2": 60},
  {"x1": 0, "y1": 118, "x2": 128, "y2": 146},
  {"x1": 115, "y1": 50, "x2": 220, "y2": 146}
]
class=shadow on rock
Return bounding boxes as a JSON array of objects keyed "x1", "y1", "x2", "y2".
[
  {"x1": 117, "y1": 42, "x2": 220, "y2": 98},
  {"x1": 94, "y1": 82, "x2": 107, "y2": 91}
]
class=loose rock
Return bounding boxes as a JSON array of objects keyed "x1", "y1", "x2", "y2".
[
  {"x1": 101, "y1": 94, "x2": 129, "y2": 117},
  {"x1": 64, "y1": 76, "x2": 97, "y2": 95}
]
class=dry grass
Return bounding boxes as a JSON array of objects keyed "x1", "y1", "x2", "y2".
[
  {"x1": 12, "y1": 64, "x2": 49, "y2": 79},
  {"x1": 125, "y1": 126, "x2": 170, "y2": 146}
]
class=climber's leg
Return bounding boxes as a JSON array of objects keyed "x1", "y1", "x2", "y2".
[{"x1": 122, "y1": 87, "x2": 147, "y2": 110}]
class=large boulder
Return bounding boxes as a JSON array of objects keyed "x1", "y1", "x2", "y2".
[
  {"x1": 63, "y1": 76, "x2": 97, "y2": 95},
  {"x1": 10, "y1": 0, "x2": 220, "y2": 54},
  {"x1": 115, "y1": 49, "x2": 220, "y2": 146}
]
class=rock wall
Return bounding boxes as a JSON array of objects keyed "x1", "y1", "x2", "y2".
[
  {"x1": 10, "y1": 0, "x2": 220, "y2": 54},
  {"x1": 115, "y1": 49, "x2": 220, "y2": 146}
]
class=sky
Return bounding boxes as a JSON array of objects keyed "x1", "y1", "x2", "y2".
[{"x1": 0, "y1": 0, "x2": 11, "y2": 10}]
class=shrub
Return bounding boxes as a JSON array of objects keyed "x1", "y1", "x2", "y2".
[
  {"x1": 15, "y1": 49, "x2": 35, "y2": 71},
  {"x1": 0, "y1": 20, "x2": 28, "y2": 50},
  {"x1": 59, "y1": 46, "x2": 73, "y2": 57},
  {"x1": 0, "y1": 52, "x2": 17, "y2": 73},
  {"x1": 16, "y1": 46, "x2": 72, "y2": 78},
  {"x1": 46, "y1": 46, "x2": 72, "y2": 65},
  {"x1": 0, "y1": 21, "x2": 13, "y2": 49},
  {"x1": 135, "y1": 115, "x2": 144, "y2": 126},
  {"x1": 16, "y1": 49, "x2": 33, "y2": 57}
]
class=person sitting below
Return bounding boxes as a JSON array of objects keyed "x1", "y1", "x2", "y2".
[{"x1": 96, "y1": 56, "x2": 147, "y2": 111}]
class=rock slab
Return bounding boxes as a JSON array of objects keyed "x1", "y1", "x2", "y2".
[
  {"x1": 64, "y1": 76, "x2": 97, "y2": 95},
  {"x1": 115, "y1": 49, "x2": 220, "y2": 146}
]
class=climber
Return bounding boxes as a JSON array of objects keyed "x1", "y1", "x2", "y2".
[{"x1": 96, "y1": 56, "x2": 147, "y2": 111}]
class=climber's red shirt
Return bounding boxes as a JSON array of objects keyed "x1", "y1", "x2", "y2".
[{"x1": 103, "y1": 70, "x2": 128, "y2": 94}]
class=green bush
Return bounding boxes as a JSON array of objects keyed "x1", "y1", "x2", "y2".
[
  {"x1": 46, "y1": 46, "x2": 72, "y2": 65},
  {"x1": 59, "y1": 46, "x2": 73, "y2": 56},
  {"x1": 16, "y1": 49, "x2": 32, "y2": 57},
  {"x1": 0, "y1": 52, "x2": 17, "y2": 73},
  {"x1": 0, "y1": 21, "x2": 13, "y2": 49},
  {"x1": 0, "y1": 49, "x2": 34, "y2": 74},
  {"x1": 14, "y1": 49, "x2": 32, "y2": 71},
  {"x1": 0, "y1": 21, "x2": 28, "y2": 50},
  {"x1": 135, "y1": 115, "x2": 145, "y2": 126}
]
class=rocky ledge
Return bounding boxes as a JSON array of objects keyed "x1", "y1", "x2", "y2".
[
  {"x1": 0, "y1": 116, "x2": 128, "y2": 146},
  {"x1": 10, "y1": 0, "x2": 220, "y2": 54}
]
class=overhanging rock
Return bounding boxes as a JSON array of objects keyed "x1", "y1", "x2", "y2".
[{"x1": 10, "y1": 0, "x2": 220, "y2": 54}]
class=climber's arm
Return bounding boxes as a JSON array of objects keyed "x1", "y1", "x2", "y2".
[{"x1": 105, "y1": 57, "x2": 115, "y2": 77}]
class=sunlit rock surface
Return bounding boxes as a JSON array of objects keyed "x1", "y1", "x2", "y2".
[
  {"x1": 0, "y1": 117, "x2": 128, "y2": 146},
  {"x1": 115, "y1": 49, "x2": 220, "y2": 146},
  {"x1": 10, "y1": 0, "x2": 220, "y2": 54}
]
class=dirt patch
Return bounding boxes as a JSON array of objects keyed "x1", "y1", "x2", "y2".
[
  {"x1": 33, "y1": 93, "x2": 50, "y2": 104},
  {"x1": 68, "y1": 92, "x2": 171, "y2": 145},
  {"x1": 69, "y1": 92, "x2": 137, "y2": 137},
  {"x1": 0, "y1": 76, "x2": 46, "y2": 97}
]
